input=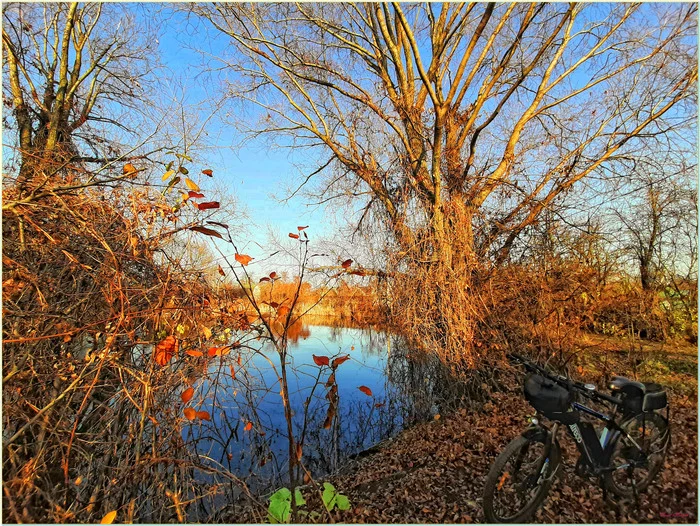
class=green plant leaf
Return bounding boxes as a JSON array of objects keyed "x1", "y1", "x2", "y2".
[
  {"x1": 322, "y1": 482, "x2": 337, "y2": 511},
  {"x1": 268, "y1": 488, "x2": 291, "y2": 523},
  {"x1": 335, "y1": 494, "x2": 350, "y2": 511},
  {"x1": 294, "y1": 488, "x2": 306, "y2": 507}
]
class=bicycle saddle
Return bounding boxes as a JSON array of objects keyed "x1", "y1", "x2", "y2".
[{"x1": 609, "y1": 376, "x2": 646, "y2": 393}]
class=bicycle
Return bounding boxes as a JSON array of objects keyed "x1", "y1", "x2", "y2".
[{"x1": 482, "y1": 353, "x2": 671, "y2": 523}]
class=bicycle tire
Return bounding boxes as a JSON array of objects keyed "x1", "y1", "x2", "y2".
[
  {"x1": 604, "y1": 411, "x2": 670, "y2": 498},
  {"x1": 483, "y1": 433, "x2": 560, "y2": 523}
]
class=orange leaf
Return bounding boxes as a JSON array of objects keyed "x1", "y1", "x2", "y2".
[
  {"x1": 235, "y1": 253, "x2": 253, "y2": 266},
  {"x1": 181, "y1": 387, "x2": 194, "y2": 403},
  {"x1": 332, "y1": 355, "x2": 350, "y2": 368},
  {"x1": 188, "y1": 191, "x2": 205, "y2": 199},
  {"x1": 313, "y1": 355, "x2": 330, "y2": 367},
  {"x1": 230, "y1": 365, "x2": 236, "y2": 379},
  {"x1": 208, "y1": 346, "x2": 220, "y2": 357},
  {"x1": 101, "y1": 510, "x2": 118, "y2": 524},
  {"x1": 202, "y1": 169, "x2": 213, "y2": 176},
  {"x1": 154, "y1": 336, "x2": 177, "y2": 366},
  {"x1": 288, "y1": 233, "x2": 300, "y2": 239},
  {"x1": 190, "y1": 226, "x2": 223, "y2": 239},
  {"x1": 123, "y1": 163, "x2": 137, "y2": 176},
  {"x1": 197, "y1": 201, "x2": 220, "y2": 210},
  {"x1": 184, "y1": 407, "x2": 196, "y2": 420},
  {"x1": 185, "y1": 178, "x2": 200, "y2": 192},
  {"x1": 297, "y1": 226, "x2": 309, "y2": 231},
  {"x1": 185, "y1": 350, "x2": 203, "y2": 358},
  {"x1": 276, "y1": 305, "x2": 290, "y2": 318},
  {"x1": 218, "y1": 265, "x2": 225, "y2": 277},
  {"x1": 358, "y1": 385, "x2": 373, "y2": 396},
  {"x1": 341, "y1": 259, "x2": 353, "y2": 268},
  {"x1": 197, "y1": 410, "x2": 211, "y2": 421},
  {"x1": 237, "y1": 355, "x2": 242, "y2": 366},
  {"x1": 296, "y1": 443, "x2": 302, "y2": 461},
  {"x1": 244, "y1": 421, "x2": 253, "y2": 432}
]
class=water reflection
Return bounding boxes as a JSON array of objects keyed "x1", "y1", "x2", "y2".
[{"x1": 185, "y1": 322, "x2": 451, "y2": 491}]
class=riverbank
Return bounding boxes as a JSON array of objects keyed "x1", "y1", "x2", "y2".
[
  {"x1": 224, "y1": 336, "x2": 697, "y2": 523},
  {"x1": 324, "y1": 337, "x2": 697, "y2": 524}
]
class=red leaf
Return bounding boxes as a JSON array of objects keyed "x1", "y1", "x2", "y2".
[
  {"x1": 197, "y1": 410, "x2": 211, "y2": 421},
  {"x1": 230, "y1": 365, "x2": 236, "y2": 379},
  {"x1": 259, "y1": 277, "x2": 270, "y2": 282},
  {"x1": 208, "y1": 346, "x2": 220, "y2": 357},
  {"x1": 288, "y1": 233, "x2": 300, "y2": 239},
  {"x1": 341, "y1": 259, "x2": 353, "y2": 268},
  {"x1": 154, "y1": 336, "x2": 177, "y2": 366},
  {"x1": 332, "y1": 355, "x2": 351, "y2": 368},
  {"x1": 207, "y1": 221, "x2": 229, "y2": 230},
  {"x1": 197, "y1": 201, "x2": 220, "y2": 210},
  {"x1": 188, "y1": 191, "x2": 205, "y2": 199},
  {"x1": 235, "y1": 253, "x2": 253, "y2": 266},
  {"x1": 358, "y1": 385, "x2": 373, "y2": 396},
  {"x1": 185, "y1": 350, "x2": 203, "y2": 358},
  {"x1": 269, "y1": 272, "x2": 277, "y2": 279},
  {"x1": 375, "y1": 403, "x2": 385, "y2": 408},
  {"x1": 297, "y1": 226, "x2": 309, "y2": 231},
  {"x1": 268, "y1": 302, "x2": 279, "y2": 309},
  {"x1": 190, "y1": 226, "x2": 223, "y2": 239},
  {"x1": 218, "y1": 265, "x2": 225, "y2": 277},
  {"x1": 244, "y1": 421, "x2": 253, "y2": 432},
  {"x1": 184, "y1": 407, "x2": 196, "y2": 420},
  {"x1": 313, "y1": 355, "x2": 330, "y2": 367},
  {"x1": 202, "y1": 169, "x2": 213, "y2": 176},
  {"x1": 181, "y1": 387, "x2": 194, "y2": 403}
]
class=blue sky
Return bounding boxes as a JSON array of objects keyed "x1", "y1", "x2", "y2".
[{"x1": 153, "y1": 7, "x2": 337, "y2": 257}]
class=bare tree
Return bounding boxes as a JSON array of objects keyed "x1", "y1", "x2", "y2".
[
  {"x1": 193, "y1": 3, "x2": 696, "y2": 363},
  {"x1": 2, "y1": 2, "x2": 160, "y2": 182}
]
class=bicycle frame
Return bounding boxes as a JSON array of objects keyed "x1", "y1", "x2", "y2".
[{"x1": 552, "y1": 400, "x2": 648, "y2": 475}]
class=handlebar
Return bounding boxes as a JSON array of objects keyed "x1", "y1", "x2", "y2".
[{"x1": 508, "y1": 353, "x2": 622, "y2": 406}]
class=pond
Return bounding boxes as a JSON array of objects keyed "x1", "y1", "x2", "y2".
[{"x1": 181, "y1": 322, "x2": 456, "y2": 491}]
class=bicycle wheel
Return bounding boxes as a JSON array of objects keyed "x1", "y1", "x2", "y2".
[
  {"x1": 483, "y1": 433, "x2": 560, "y2": 523},
  {"x1": 604, "y1": 411, "x2": 670, "y2": 498}
]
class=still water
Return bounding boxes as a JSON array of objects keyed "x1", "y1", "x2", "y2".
[{"x1": 181, "y1": 323, "x2": 447, "y2": 489}]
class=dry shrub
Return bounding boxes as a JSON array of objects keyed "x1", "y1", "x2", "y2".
[{"x1": 2, "y1": 178, "x2": 254, "y2": 522}]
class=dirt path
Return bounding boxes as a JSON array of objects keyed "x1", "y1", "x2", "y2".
[{"x1": 328, "y1": 391, "x2": 697, "y2": 524}]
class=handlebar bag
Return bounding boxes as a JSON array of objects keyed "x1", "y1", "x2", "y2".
[{"x1": 524, "y1": 374, "x2": 578, "y2": 423}]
